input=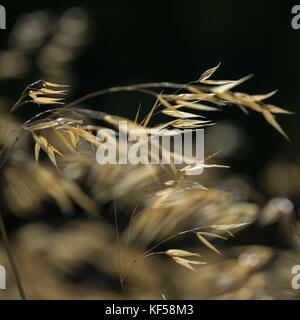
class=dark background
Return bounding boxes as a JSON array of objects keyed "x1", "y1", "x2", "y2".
[{"x1": 1, "y1": 0, "x2": 299, "y2": 196}]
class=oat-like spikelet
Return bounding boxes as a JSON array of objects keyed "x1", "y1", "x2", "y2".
[{"x1": 11, "y1": 80, "x2": 69, "y2": 111}]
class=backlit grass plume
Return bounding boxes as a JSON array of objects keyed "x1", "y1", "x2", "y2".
[{"x1": 0, "y1": 63, "x2": 294, "y2": 299}]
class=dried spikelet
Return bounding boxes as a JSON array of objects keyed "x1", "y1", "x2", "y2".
[
  {"x1": 199, "y1": 62, "x2": 221, "y2": 82},
  {"x1": 175, "y1": 100, "x2": 219, "y2": 112},
  {"x1": 30, "y1": 97, "x2": 65, "y2": 105},
  {"x1": 198, "y1": 63, "x2": 236, "y2": 85},
  {"x1": 210, "y1": 224, "x2": 248, "y2": 238},
  {"x1": 225, "y1": 230, "x2": 235, "y2": 238},
  {"x1": 42, "y1": 81, "x2": 70, "y2": 88},
  {"x1": 47, "y1": 146, "x2": 58, "y2": 168},
  {"x1": 249, "y1": 90, "x2": 278, "y2": 102},
  {"x1": 195, "y1": 232, "x2": 227, "y2": 240},
  {"x1": 39, "y1": 88, "x2": 68, "y2": 95},
  {"x1": 38, "y1": 135, "x2": 48, "y2": 149},
  {"x1": 156, "y1": 95, "x2": 174, "y2": 109},
  {"x1": 264, "y1": 104, "x2": 294, "y2": 114},
  {"x1": 261, "y1": 107, "x2": 290, "y2": 141},
  {"x1": 171, "y1": 119, "x2": 213, "y2": 129},
  {"x1": 67, "y1": 130, "x2": 78, "y2": 149},
  {"x1": 134, "y1": 104, "x2": 141, "y2": 124},
  {"x1": 211, "y1": 75, "x2": 253, "y2": 94},
  {"x1": 32, "y1": 132, "x2": 65, "y2": 168},
  {"x1": 165, "y1": 249, "x2": 201, "y2": 257},
  {"x1": 200, "y1": 80, "x2": 234, "y2": 85},
  {"x1": 143, "y1": 97, "x2": 160, "y2": 127},
  {"x1": 34, "y1": 141, "x2": 41, "y2": 163},
  {"x1": 53, "y1": 129, "x2": 76, "y2": 152},
  {"x1": 29, "y1": 90, "x2": 67, "y2": 100},
  {"x1": 62, "y1": 125, "x2": 102, "y2": 148},
  {"x1": 10, "y1": 80, "x2": 69, "y2": 112},
  {"x1": 196, "y1": 232, "x2": 222, "y2": 255},
  {"x1": 162, "y1": 109, "x2": 203, "y2": 119},
  {"x1": 172, "y1": 257, "x2": 207, "y2": 271},
  {"x1": 233, "y1": 92, "x2": 262, "y2": 112},
  {"x1": 179, "y1": 163, "x2": 229, "y2": 175},
  {"x1": 210, "y1": 223, "x2": 250, "y2": 232}
]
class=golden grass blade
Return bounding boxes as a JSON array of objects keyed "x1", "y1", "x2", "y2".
[
  {"x1": 172, "y1": 119, "x2": 213, "y2": 128},
  {"x1": 43, "y1": 81, "x2": 70, "y2": 88},
  {"x1": 172, "y1": 257, "x2": 206, "y2": 271},
  {"x1": 53, "y1": 129, "x2": 76, "y2": 152},
  {"x1": 185, "y1": 259, "x2": 207, "y2": 265},
  {"x1": 261, "y1": 107, "x2": 290, "y2": 141},
  {"x1": 197, "y1": 231, "x2": 227, "y2": 240},
  {"x1": 162, "y1": 109, "x2": 202, "y2": 119},
  {"x1": 63, "y1": 125, "x2": 93, "y2": 139},
  {"x1": 134, "y1": 104, "x2": 141, "y2": 124},
  {"x1": 212, "y1": 74, "x2": 253, "y2": 94},
  {"x1": 47, "y1": 146, "x2": 58, "y2": 168},
  {"x1": 143, "y1": 97, "x2": 159, "y2": 127},
  {"x1": 39, "y1": 88, "x2": 68, "y2": 95},
  {"x1": 180, "y1": 163, "x2": 229, "y2": 173},
  {"x1": 210, "y1": 223, "x2": 249, "y2": 237},
  {"x1": 200, "y1": 80, "x2": 234, "y2": 85},
  {"x1": 233, "y1": 92, "x2": 262, "y2": 112},
  {"x1": 33, "y1": 132, "x2": 65, "y2": 163},
  {"x1": 39, "y1": 136, "x2": 48, "y2": 150},
  {"x1": 67, "y1": 131, "x2": 78, "y2": 149},
  {"x1": 225, "y1": 230, "x2": 235, "y2": 238},
  {"x1": 196, "y1": 232, "x2": 222, "y2": 255},
  {"x1": 34, "y1": 142, "x2": 41, "y2": 163},
  {"x1": 172, "y1": 257, "x2": 196, "y2": 271},
  {"x1": 251, "y1": 90, "x2": 278, "y2": 102},
  {"x1": 265, "y1": 104, "x2": 294, "y2": 114},
  {"x1": 175, "y1": 92, "x2": 217, "y2": 103},
  {"x1": 157, "y1": 95, "x2": 174, "y2": 109},
  {"x1": 74, "y1": 126, "x2": 80, "y2": 147},
  {"x1": 176, "y1": 100, "x2": 219, "y2": 111},
  {"x1": 32, "y1": 97, "x2": 65, "y2": 105},
  {"x1": 210, "y1": 223, "x2": 250, "y2": 230},
  {"x1": 166, "y1": 249, "x2": 201, "y2": 257},
  {"x1": 51, "y1": 145, "x2": 65, "y2": 159}
]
